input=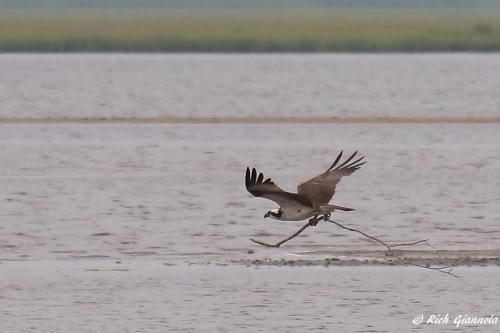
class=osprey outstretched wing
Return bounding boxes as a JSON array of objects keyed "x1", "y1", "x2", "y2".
[
  {"x1": 245, "y1": 151, "x2": 365, "y2": 222},
  {"x1": 297, "y1": 151, "x2": 365, "y2": 207},
  {"x1": 245, "y1": 167, "x2": 313, "y2": 209}
]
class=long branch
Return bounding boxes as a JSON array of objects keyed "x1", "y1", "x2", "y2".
[
  {"x1": 249, "y1": 217, "x2": 459, "y2": 278},
  {"x1": 250, "y1": 221, "x2": 311, "y2": 248},
  {"x1": 326, "y1": 219, "x2": 392, "y2": 251},
  {"x1": 326, "y1": 219, "x2": 460, "y2": 278},
  {"x1": 389, "y1": 239, "x2": 431, "y2": 248}
]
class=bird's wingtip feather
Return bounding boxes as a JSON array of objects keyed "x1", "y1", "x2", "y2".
[
  {"x1": 245, "y1": 167, "x2": 251, "y2": 187},
  {"x1": 328, "y1": 150, "x2": 344, "y2": 171},
  {"x1": 257, "y1": 172, "x2": 264, "y2": 183}
]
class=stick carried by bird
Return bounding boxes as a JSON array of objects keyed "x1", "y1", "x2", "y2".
[{"x1": 244, "y1": 151, "x2": 459, "y2": 277}]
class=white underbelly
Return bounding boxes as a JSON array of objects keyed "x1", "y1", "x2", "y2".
[{"x1": 280, "y1": 206, "x2": 318, "y2": 221}]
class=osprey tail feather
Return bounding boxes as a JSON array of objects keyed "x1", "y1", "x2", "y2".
[{"x1": 320, "y1": 204, "x2": 354, "y2": 212}]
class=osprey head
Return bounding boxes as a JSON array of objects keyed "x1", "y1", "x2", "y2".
[{"x1": 264, "y1": 208, "x2": 282, "y2": 220}]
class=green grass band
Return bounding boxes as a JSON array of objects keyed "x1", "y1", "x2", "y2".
[{"x1": 1, "y1": 9, "x2": 500, "y2": 52}]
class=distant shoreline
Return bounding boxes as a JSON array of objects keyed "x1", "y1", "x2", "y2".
[
  {"x1": 1, "y1": 8, "x2": 500, "y2": 52},
  {"x1": 1, "y1": 116, "x2": 499, "y2": 124}
]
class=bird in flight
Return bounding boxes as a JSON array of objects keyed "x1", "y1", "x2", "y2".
[{"x1": 245, "y1": 151, "x2": 365, "y2": 226}]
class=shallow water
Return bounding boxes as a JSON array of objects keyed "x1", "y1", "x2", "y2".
[
  {"x1": 1, "y1": 53, "x2": 500, "y2": 119},
  {"x1": 1, "y1": 54, "x2": 500, "y2": 331},
  {"x1": 0, "y1": 123, "x2": 499, "y2": 263},
  {"x1": 1, "y1": 262, "x2": 499, "y2": 332}
]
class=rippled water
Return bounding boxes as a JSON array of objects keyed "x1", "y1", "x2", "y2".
[
  {"x1": 1, "y1": 123, "x2": 499, "y2": 262},
  {"x1": 1, "y1": 54, "x2": 500, "y2": 332},
  {"x1": 1, "y1": 53, "x2": 500, "y2": 119},
  {"x1": 2, "y1": 262, "x2": 500, "y2": 333}
]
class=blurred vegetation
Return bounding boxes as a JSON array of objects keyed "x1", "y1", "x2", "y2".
[
  {"x1": 1, "y1": 7, "x2": 500, "y2": 52},
  {"x1": 1, "y1": 0, "x2": 500, "y2": 10}
]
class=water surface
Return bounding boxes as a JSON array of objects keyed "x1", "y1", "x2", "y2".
[
  {"x1": 1, "y1": 54, "x2": 499, "y2": 332},
  {"x1": 1, "y1": 53, "x2": 500, "y2": 119},
  {"x1": 0, "y1": 123, "x2": 498, "y2": 263}
]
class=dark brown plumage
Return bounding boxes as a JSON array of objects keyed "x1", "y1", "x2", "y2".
[
  {"x1": 245, "y1": 167, "x2": 313, "y2": 208},
  {"x1": 245, "y1": 151, "x2": 365, "y2": 221},
  {"x1": 297, "y1": 151, "x2": 365, "y2": 207}
]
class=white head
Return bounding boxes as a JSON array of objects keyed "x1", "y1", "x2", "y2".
[{"x1": 264, "y1": 208, "x2": 282, "y2": 220}]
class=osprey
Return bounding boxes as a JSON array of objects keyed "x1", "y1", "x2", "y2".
[{"x1": 245, "y1": 151, "x2": 365, "y2": 225}]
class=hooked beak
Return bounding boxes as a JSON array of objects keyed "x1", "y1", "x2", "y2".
[{"x1": 264, "y1": 212, "x2": 270, "y2": 218}]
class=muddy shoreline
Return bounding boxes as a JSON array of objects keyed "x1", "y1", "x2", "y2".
[{"x1": 237, "y1": 256, "x2": 500, "y2": 267}]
